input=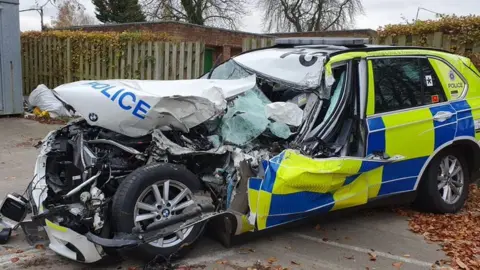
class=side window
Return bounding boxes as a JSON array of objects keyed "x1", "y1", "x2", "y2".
[
  {"x1": 428, "y1": 58, "x2": 466, "y2": 100},
  {"x1": 420, "y1": 58, "x2": 446, "y2": 105},
  {"x1": 371, "y1": 58, "x2": 446, "y2": 114}
]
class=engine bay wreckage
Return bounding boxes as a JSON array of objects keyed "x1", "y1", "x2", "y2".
[{"x1": 0, "y1": 38, "x2": 403, "y2": 263}]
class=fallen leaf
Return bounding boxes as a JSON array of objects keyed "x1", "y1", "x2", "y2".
[
  {"x1": 291, "y1": 261, "x2": 300, "y2": 265},
  {"x1": 403, "y1": 254, "x2": 410, "y2": 258},
  {"x1": 392, "y1": 262, "x2": 403, "y2": 268},
  {"x1": 10, "y1": 257, "x2": 19, "y2": 263},
  {"x1": 267, "y1": 257, "x2": 277, "y2": 264},
  {"x1": 344, "y1": 255, "x2": 355, "y2": 260},
  {"x1": 322, "y1": 237, "x2": 329, "y2": 242},
  {"x1": 395, "y1": 185, "x2": 480, "y2": 269},
  {"x1": 216, "y1": 260, "x2": 228, "y2": 265},
  {"x1": 285, "y1": 246, "x2": 292, "y2": 250},
  {"x1": 238, "y1": 248, "x2": 255, "y2": 254},
  {"x1": 15, "y1": 250, "x2": 23, "y2": 253},
  {"x1": 368, "y1": 252, "x2": 377, "y2": 261},
  {"x1": 35, "y1": 244, "x2": 45, "y2": 250},
  {"x1": 127, "y1": 267, "x2": 138, "y2": 270},
  {"x1": 365, "y1": 267, "x2": 370, "y2": 270},
  {"x1": 345, "y1": 236, "x2": 351, "y2": 240},
  {"x1": 456, "y1": 258, "x2": 468, "y2": 269}
]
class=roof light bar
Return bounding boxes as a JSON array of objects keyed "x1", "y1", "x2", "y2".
[{"x1": 275, "y1": 37, "x2": 369, "y2": 46}]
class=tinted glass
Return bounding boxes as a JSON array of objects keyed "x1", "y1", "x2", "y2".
[{"x1": 371, "y1": 58, "x2": 446, "y2": 114}]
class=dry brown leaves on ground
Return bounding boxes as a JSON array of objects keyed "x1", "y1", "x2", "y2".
[
  {"x1": 395, "y1": 184, "x2": 480, "y2": 270},
  {"x1": 23, "y1": 114, "x2": 70, "y2": 125}
]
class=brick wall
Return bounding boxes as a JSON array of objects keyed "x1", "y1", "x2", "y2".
[
  {"x1": 65, "y1": 22, "x2": 376, "y2": 64},
  {"x1": 68, "y1": 21, "x2": 272, "y2": 49},
  {"x1": 67, "y1": 22, "x2": 376, "y2": 53}
]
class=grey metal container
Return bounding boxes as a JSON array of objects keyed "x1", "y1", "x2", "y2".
[{"x1": 0, "y1": 0, "x2": 23, "y2": 115}]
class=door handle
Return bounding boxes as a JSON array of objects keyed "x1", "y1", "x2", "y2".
[{"x1": 433, "y1": 111, "x2": 454, "y2": 122}]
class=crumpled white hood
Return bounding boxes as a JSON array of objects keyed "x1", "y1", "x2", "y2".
[{"x1": 54, "y1": 76, "x2": 257, "y2": 137}]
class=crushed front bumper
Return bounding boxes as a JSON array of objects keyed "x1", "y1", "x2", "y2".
[{"x1": 1, "y1": 130, "x2": 105, "y2": 263}]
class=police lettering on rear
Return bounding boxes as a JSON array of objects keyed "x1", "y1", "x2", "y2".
[{"x1": 84, "y1": 82, "x2": 152, "y2": 119}]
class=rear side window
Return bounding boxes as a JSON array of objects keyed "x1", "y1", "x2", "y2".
[{"x1": 371, "y1": 58, "x2": 446, "y2": 114}]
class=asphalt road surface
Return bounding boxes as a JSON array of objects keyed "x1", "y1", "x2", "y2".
[{"x1": 0, "y1": 117, "x2": 448, "y2": 270}]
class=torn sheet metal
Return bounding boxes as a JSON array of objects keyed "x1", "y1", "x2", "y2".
[
  {"x1": 265, "y1": 102, "x2": 303, "y2": 127},
  {"x1": 152, "y1": 130, "x2": 228, "y2": 155},
  {"x1": 233, "y1": 48, "x2": 325, "y2": 88},
  {"x1": 247, "y1": 150, "x2": 400, "y2": 230},
  {"x1": 53, "y1": 76, "x2": 257, "y2": 137}
]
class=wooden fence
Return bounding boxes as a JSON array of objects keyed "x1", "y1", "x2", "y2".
[
  {"x1": 21, "y1": 38, "x2": 205, "y2": 95},
  {"x1": 242, "y1": 38, "x2": 275, "y2": 52},
  {"x1": 376, "y1": 32, "x2": 480, "y2": 54},
  {"x1": 243, "y1": 32, "x2": 480, "y2": 54}
]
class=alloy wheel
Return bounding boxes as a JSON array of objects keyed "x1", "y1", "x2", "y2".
[
  {"x1": 133, "y1": 180, "x2": 195, "y2": 248},
  {"x1": 437, "y1": 155, "x2": 464, "y2": 205}
]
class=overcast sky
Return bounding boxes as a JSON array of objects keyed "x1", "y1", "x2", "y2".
[{"x1": 20, "y1": 0, "x2": 480, "y2": 33}]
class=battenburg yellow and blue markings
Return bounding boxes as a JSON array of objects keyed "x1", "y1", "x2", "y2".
[
  {"x1": 244, "y1": 49, "x2": 480, "y2": 232},
  {"x1": 247, "y1": 150, "x2": 391, "y2": 230},
  {"x1": 247, "y1": 100, "x2": 477, "y2": 231}
]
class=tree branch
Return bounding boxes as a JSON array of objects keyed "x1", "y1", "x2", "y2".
[{"x1": 322, "y1": 0, "x2": 351, "y2": 30}]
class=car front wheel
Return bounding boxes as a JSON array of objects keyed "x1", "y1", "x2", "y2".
[
  {"x1": 416, "y1": 149, "x2": 469, "y2": 213},
  {"x1": 112, "y1": 163, "x2": 205, "y2": 261}
]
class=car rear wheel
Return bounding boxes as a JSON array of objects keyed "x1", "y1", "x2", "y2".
[
  {"x1": 112, "y1": 163, "x2": 204, "y2": 261},
  {"x1": 416, "y1": 149, "x2": 469, "y2": 213}
]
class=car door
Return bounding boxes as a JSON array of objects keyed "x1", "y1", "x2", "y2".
[{"x1": 365, "y1": 56, "x2": 457, "y2": 198}]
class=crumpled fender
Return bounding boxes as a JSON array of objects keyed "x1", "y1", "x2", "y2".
[{"x1": 247, "y1": 149, "x2": 402, "y2": 230}]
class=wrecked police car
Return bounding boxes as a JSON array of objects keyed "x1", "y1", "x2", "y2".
[{"x1": 2, "y1": 37, "x2": 480, "y2": 263}]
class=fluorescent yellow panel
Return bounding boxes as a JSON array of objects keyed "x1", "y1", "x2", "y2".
[
  {"x1": 45, "y1": 219, "x2": 68, "y2": 233},
  {"x1": 367, "y1": 60, "x2": 375, "y2": 116},
  {"x1": 429, "y1": 58, "x2": 465, "y2": 100},
  {"x1": 365, "y1": 166, "x2": 384, "y2": 198},
  {"x1": 256, "y1": 190, "x2": 272, "y2": 230},
  {"x1": 248, "y1": 189, "x2": 259, "y2": 215},
  {"x1": 331, "y1": 176, "x2": 369, "y2": 211},
  {"x1": 271, "y1": 150, "x2": 362, "y2": 195},
  {"x1": 382, "y1": 109, "x2": 435, "y2": 159},
  {"x1": 467, "y1": 98, "x2": 480, "y2": 141}
]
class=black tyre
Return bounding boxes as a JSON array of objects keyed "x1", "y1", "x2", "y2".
[
  {"x1": 112, "y1": 163, "x2": 204, "y2": 261},
  {"x1": 415, "y1": 149, "x2": 469, "y2": 213}
]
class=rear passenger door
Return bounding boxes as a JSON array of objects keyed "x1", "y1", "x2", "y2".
[{"x1": 365, "y1": 56, "x2": 457, "y2": 198}]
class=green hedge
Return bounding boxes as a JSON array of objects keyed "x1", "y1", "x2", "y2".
[{"x1": 377, "y1": 15, "x2": 480, "y2": 67}]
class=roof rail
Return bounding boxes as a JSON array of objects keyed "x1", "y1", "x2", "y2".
[{"x1": 275, "y1": 37, "x2": 369, "y2": 47}]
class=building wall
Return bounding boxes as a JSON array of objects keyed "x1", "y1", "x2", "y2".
[
  {"x1": 0, "y1": 0, "x2": 23, "y2": 115},
  {"x1": 67, "y1": 22, "x2": 376, "y2": 61},
  {"x1": 69, "y1": 21, "x2": 271, "y2": 48},
  {"x1": 65, "y1": 22, "x2": 377, "y2": 73}
]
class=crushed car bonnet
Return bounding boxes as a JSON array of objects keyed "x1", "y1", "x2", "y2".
[{"x1": 53, "y1": 76, "x2": 257, "y2": 137}]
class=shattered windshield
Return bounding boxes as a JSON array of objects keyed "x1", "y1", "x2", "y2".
[
  {"x1": 179, "y1": 47, "x2": 346, "y2": 153},
  {"x1": 202, "y1": 59, "x2": 251, "y2": 80}
]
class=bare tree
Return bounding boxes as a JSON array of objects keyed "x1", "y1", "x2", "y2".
[
  {"x1": 51, "y1": 0, "x2": 96, "y2": 28},
  {"x1": 140, "y1": 0, "x2": 248, "y2": 29},
  {"x1": 258, "y1": 0, "x2": 363, "y2": 33}
]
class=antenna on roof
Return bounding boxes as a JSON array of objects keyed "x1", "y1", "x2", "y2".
[{"x1": 275, "y1": 37, "x2": 369, "y2": 47}]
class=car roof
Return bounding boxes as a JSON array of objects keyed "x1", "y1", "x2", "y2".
[
  {"x1": 241, "y1": 37, "x2": 454, "y2": 60},
  {"x1": 270, "y1": 43, "x2": 452, "y2": 57}
]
